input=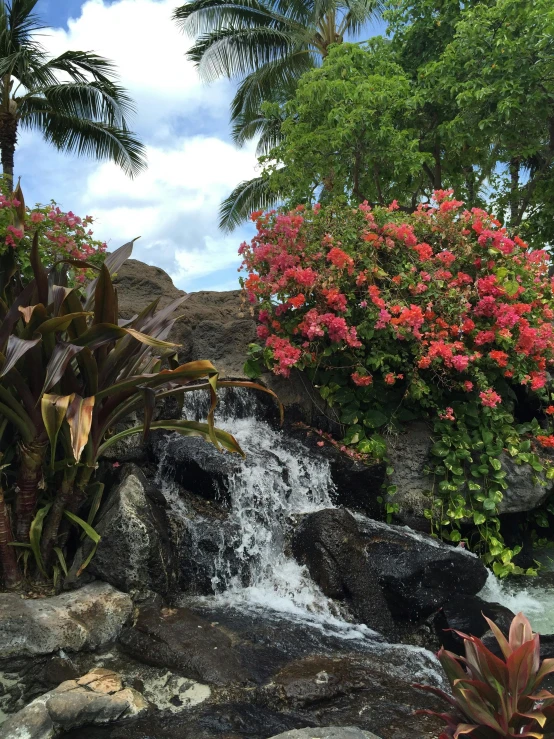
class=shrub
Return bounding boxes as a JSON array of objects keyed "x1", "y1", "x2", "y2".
[
  {"x1": 240, "y1": 192, "x2": 554, "y2": 572},
  {"x1": 0, "y1": 184, "x2": 279, "y2": 589},
  {"x1": 415, "y1": 612, "x2": 554, "y2": 738},
  {"x1": 0, "y1": 183, "x2": 107, "y2": 286}
]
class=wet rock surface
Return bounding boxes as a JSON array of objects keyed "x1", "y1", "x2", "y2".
[
  {"x1": 269, "y1": 730, "x2": 381, "y2": 739},
  {"x1": 293, "y1": 509, "x2": 488, "y2": 624},
  {"x1": 433, "y1": 595, "x2": 515, "y2": 654}
]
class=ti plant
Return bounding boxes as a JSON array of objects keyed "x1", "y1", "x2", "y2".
[
  {"x1": 414, "y1": 612, "x2": 554, "y2": 738},
  {"x1": 0, "y1": 185, "x2": 279, "y2": 588}
]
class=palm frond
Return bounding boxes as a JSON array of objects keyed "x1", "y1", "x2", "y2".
[
  {"x1": 41, "y1": 50, "x2": 119, "y2": 86},
  {"x1": 19, "y1": 102, "x2": 146, "y2": 178},
  {"x1": 219, "y1": 174, "x2": 281, "y2": 230},
  {"x1": 190, "y1": 25, "x2": 297, "y2": 80},
  {"x1": 174, "y1": 0, "x2": 290, "y2": 36},
  {"x1": 230, "y1": 49, "x2": 312, "y2": 123},
  {"x1": 232, "y1": 109, "x2": 285, "y2": 153},
  {"x1": 20, "y1": 80, "x2": 135, "y2": 124}
]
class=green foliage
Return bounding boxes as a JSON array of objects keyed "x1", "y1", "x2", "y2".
[
  {"x1": 250, "y1": 0, "x2": 554, "y2": 245},
  {"x1": 0, "y1": 184, "x2": 280, "y2": 589},
  {"x1": 415, "y1": 612, "x2": 554, "y2": 738}
]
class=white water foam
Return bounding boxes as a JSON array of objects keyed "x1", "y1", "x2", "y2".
[{"x1": 479, "y1": 559, "x2": 554, "y2": 635}]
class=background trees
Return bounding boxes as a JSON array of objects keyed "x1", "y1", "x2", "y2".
[
  {"x1": 0, "y1": 0, "x2": 145, "y2": 184},
  {"x1": 225, "y1": 0, "x2": 554, "y2": 246}
]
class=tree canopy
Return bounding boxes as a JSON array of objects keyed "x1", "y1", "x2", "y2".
[{"x1": 253, "y1": 0, "x2": 554, "y2": 246}]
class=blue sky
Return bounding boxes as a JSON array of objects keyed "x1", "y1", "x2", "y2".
[{"x1": 18, "y1": 2, "x2": 379, "y2": 293}]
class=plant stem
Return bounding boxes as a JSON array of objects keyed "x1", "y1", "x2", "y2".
[
  {"x1": 15, "y1": 441, "x2": 46, "y2": 542},
  {"x1": 0, "y1": 487, "x2": 21, "y2": 588},
  {"x1": 40, "y1": 466, "x2": 77, "y2": 567}
]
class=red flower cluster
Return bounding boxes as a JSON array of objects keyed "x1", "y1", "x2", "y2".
[{"x1": 239, "y1": 194, "x2": 554, "y2": 420}]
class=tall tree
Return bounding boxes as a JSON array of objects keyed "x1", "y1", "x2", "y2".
[
  {"x1": 173, "y1": 0, "x2": 383, "y2": 228},
  {"x1": 0, "y1": 0, "x2": 145, "y2": 185}
]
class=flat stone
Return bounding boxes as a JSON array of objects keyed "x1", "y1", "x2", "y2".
[
  {"x1": 269, "y1": 730, "x2": 382, "y2": 739},
  {"x1": 0, "y1": 583, "x2": 132, "y2": 659},
  {"x1": 0, "y1": 670, "x2": 147, "y2": 739}
]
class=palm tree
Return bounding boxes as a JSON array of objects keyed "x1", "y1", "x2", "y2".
[
  {"x1": 173, "y1": 0, "x2": 382, "y2": 228},
  {"x1": 0, "y1": 0, "x2": 145, "y2": 185}
]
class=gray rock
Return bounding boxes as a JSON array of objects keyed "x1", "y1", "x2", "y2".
[
  {"x1": 269, "y1": 729, "x2": 381, "y2": 739},
  {"x1": 293, "y1": 509, "x2": 488, "y2": 622},
  {"x1": 386, "y1": 422, "x2": 553, "y2": 520},
  {"x1": 69, "y1": 467, "x2": 177, "y2": 599},
  {"x1": 497, "y1": 452, "x2": 551, "y2": 513},
  {"x1": 386, "y1": 423, "x2": 434, "y2": 525},
  {"x1": 0, "y1": 583, "x2": 132, "y2": 659},
  {"x1": 0, "y1": 669, "x2": 147, "y2": 739}
]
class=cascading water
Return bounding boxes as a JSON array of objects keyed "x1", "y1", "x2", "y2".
[
  {"x1": 154, "y1": 388, "x2": 446, "y2": 686},
  {"x1": 155, "y1": 388, "x2": 373, "y2": 636}
]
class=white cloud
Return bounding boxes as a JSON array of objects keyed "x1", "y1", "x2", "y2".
[{"x1": 16, "y1": 0, "x2": 259, "y2": 292}]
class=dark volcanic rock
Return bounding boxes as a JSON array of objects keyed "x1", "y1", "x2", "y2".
[
  {"x1": 293, "y1": 509, "x2": 488, "y2": 623},
  {"x1": 118, "y1": 604, "x2": 253, "y2": 686},
  {"x1": 433, "y1": 595, "x2": 515, "y2": 654},
  {"x1": 291, "y1": 509, "x2": 396, "y2": 635},
  {"x1": 68, "y1": 466, "x2": 177, "y2": 599},
  {"x1": 61, "y1": 702, "x2": 313, "y2": 739}
]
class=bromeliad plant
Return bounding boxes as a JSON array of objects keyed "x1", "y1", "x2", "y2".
[
  {"x1": 414, "y1": 612, "x2": 554, "y2": 738},
  {"x1": 240, "y1": 192, "x2": 554, "y2": 573},
  {"x1": 0, "y1": 185, "x2": 278, "y2": 589}
]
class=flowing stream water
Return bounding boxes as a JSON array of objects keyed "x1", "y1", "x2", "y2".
[{"x1": 154, "y1": 386, "x2": 553, "y2": 689}]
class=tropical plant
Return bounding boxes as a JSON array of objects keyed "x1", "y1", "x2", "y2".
[
  {"x1": 239, "y1": 193, "x2": 554, "y2": 572},
  {"x1": 0, "y1": 0, "x2": 145, "y2": 184},
  {"x1": 173, "y1": 0, "x2": 383, "y2": 228},
  {"x1": 0, "y1": 184, "x2": 280, "y2": 589},
  {"x1": 0, "y1": 183, "x2": 107, "y2": 285},
  {"x1": 414, "y1": 612, "x2": 554, "y2": 738}
]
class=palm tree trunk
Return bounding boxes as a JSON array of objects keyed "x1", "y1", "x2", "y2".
[
  {"x1": 15, "y1": 441, "x2": 46, "y2": 542},
  {"x1": 0, "y1": 487, "x2": 21, "y2": 588},
  {"x1": 0, "y1": 75, "x2": 17, "y2": 186}
]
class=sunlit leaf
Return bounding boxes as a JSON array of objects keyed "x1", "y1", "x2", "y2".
[
  {"x1": 0, "y1": 335, "x2": 41, "y2": 377},
  {"x1": 41, "y1": 393, "x2": 72, "y2": 467},
  {"x1": 66, "y1": 394, "x2": 95, "y2": 462}
]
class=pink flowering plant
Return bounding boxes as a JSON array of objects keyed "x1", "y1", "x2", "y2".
[
  {"x1": 240, "y1": 191, "x2": 554, "y2": 574},
  {"x1": 0, "y1": 185, "x2": 106, "y2": 286}
]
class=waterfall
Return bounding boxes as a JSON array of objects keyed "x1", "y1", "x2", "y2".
[{"x1": 155, "y1": 388, "x2": 377, "y2": 637}]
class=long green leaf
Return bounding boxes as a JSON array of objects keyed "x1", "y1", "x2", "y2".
[
  {"x1": 73, "y1": 323, "x2": 180, "y2": 351},
  {"x1": 86, "y1": 481, "x2": 105, "y2": 531},
  {"x1": 53, "y1": 546, "x2": 68, "y2": 576},
  {"x1": 98, "y1": 419, "x2": 245, "y2": 458},
  {"x1": 36, "y1": 312, "x2": 92, "y2": 335},
  {"x1": 64, "y1": 510, "x2": 100, "y2": 575}
]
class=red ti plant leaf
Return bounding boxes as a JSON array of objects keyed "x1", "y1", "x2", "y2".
[
  {"x1": 66, "y1": 394, "x2": 95, "y2": 463},
  {"x1": 0, "y1": 335, "x2": 41, "y2": 378},
  {"x1": 43, "y1": 342, "x2": 85, "y2": 393},
  {"x1": 509, "y1": 613, "x2": 535, "y2": 651}
]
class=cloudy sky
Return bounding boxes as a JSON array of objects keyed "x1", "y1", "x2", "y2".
[{"x1": 19, "y1": 0, "x2": 262, "y2": 292}]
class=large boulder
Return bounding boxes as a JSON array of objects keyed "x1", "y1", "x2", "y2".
[
  {"x1": 68, "y1": 467, "x2": 177, "y2": 599},
  {"x1": 0, "y1": 668, "x2": 147, "y2": 739},
  {"x1": 114, "y1": 260, "x2": 256, "y2": 378},
  {"x1": 0, "y1": 583, "x2": 132, "y2": 659},
  {"x1": 292, "y1": 509, "x2": 488, "y2": 622}
]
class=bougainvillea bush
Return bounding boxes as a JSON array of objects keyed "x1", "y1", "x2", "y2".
[
  {"x1": 0, "y1": 185, "x2": 106, "y2": 285},
  {"x1": 240, "y1": 191, "x2": 554, "y2": 574}
]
